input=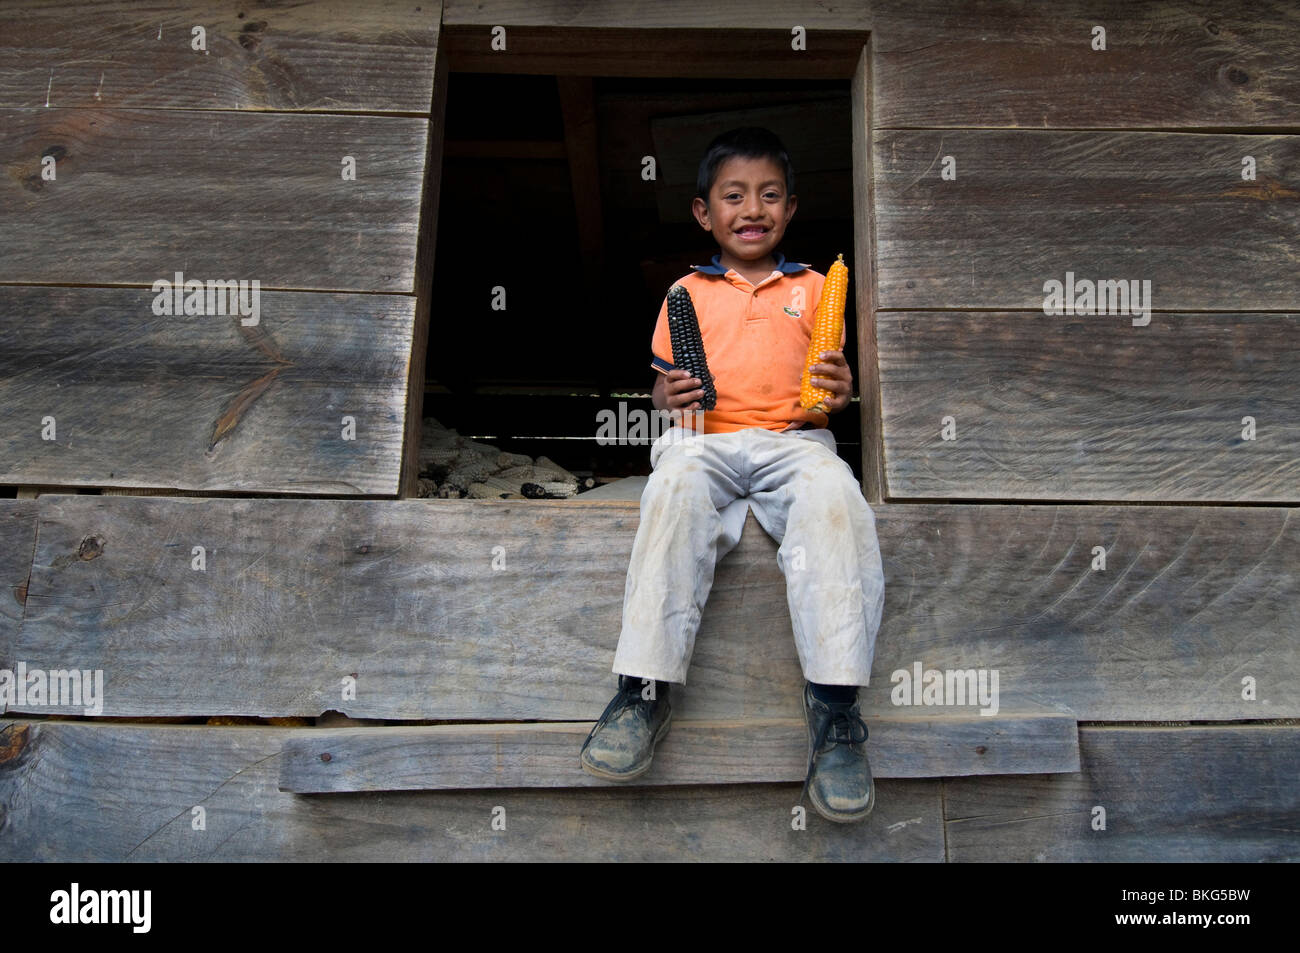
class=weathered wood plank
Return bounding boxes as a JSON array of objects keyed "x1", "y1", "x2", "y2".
[
  {"x1": 853, "y1": 44, "x2": 885, "y2": 504},
  {"x1": 10, "y1": 496, "x2": 1299, "y2": 722},
  {"x1": 1, "y1": 109, "x2": 427, "y2": 291},
  {"x1": 879, "y1": 311, "x2": 1300, "y2": 502},
  {"x1": 0, "y1": 287, "x2": 414, "y2": 494},
  {"x1": 946, "y1": 725, "x2": 1300, "y2": 862},
  {"x1": 441, "y1": 26, "x2": 869, "y2": 78},
  {"x1": 0, "y1": 721, "x2": 945, "y2": 861},
  {"x1": 280, "y1": 712, "x2": 1079, "y2": 793},
  {"x1": 442, "y1": 0, "x2": 873, "y2": 29},
  {"x1": 873, "y1": 130, "x2": 1300, "y2": 311},
  {"x1": 0, "y1": 501, "x2": 38, "y2": 640},
  {"x1": 401, "y1": 43, "x2": 449, "y2": 497},
  {"x1": 0, "y1": 1, "x2": 440, "y2": 113},
  {"x1": 873, "y1": 0, "x2": 1300, "y2": 129}
]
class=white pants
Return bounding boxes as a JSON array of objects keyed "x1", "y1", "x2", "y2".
[{"x1": 612, "y1": 425, "x2": 885, "y2": 686}]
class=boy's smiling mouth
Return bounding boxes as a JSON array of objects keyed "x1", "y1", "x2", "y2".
[{"x1": 736, "y1": 225, "x2": 769, "y2": 240}]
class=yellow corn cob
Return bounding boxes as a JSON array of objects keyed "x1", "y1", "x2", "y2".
[{"x1": 800, "y1": 253, "x2": 849, "y2": 412}]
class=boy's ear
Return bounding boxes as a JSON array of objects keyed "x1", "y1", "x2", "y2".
[
  {"x1": 785, "y1": 193, "x2": 798, "y2": 222},
  {"x1": 691, "y1": 196, "x2": 711, "y2": 231}
]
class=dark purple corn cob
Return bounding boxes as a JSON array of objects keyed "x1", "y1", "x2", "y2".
[{"x1": 666, "y1": 284, "x2": 717, "y2": 410}]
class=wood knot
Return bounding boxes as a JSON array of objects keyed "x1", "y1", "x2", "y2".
[
  {"x1": 320, "y1": 752, "x2": 332, "y2": 763},
  {"x1": 1226, "y1": 66, "x2": 1250, "y2": 85},
  {"x1": 238, "y1": 20, "x2": 268, "y2": 50},
  {"x1": 356, "y1": 543, "x2": 371, "y2": 555},
  {"x1": 1204, "y1": 20, "x2": 1220, "y2": 35},
  {"x1": 0, "y1": 725, "x2": 30, "y2": 766},
  {"x1": 974, "y1": 745, "x2": 987, "y2": 755},
  {"x1": 78, "y1": 536, "x2": 104, "y2": 560}
]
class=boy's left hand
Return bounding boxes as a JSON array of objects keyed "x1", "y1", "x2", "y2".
[{"x1": 809, "y1": 350, "x2": 853, "y2": 413}]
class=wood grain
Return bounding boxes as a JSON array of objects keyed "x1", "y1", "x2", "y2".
[
  {"x1": 873, "y1": 130, "x2": 1300, "y2": 311},
  {"x1": 0, "y1": 720, "x2": 945, "y2": 861},
  {"x1": 10, "y1": 496, "x2": 1298, "y2": 722},
  {"x1": 873, "y1": 0, "x2": 1300, "y2": 129},
  {"x1": 279, "y1": 711, "x2": 1080, "y2": 792},
  {"x1": 945, "y1": 725, "x2": 1300, "y2": 861},
  {"x1": 0, "y1": 0, "x2": 440, "y2": 113},
  {"x1": 878, "y1": 310, "x2": 1300, "y2": 502},
  {"x1": 0, "y1": 287, "x2": 415, "y2": 494},
  {"x1": 0, "y1": 501, "x2": 38, "y2": 641},
  {"x1": 1, "y1": 108, "x2": 428, "y2": 291}
]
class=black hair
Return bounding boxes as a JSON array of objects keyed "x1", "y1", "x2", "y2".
[{"x1": 694, "y1": 127, "x2": 795, "y2": 201}]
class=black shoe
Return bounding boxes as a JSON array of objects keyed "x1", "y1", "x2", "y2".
[
  {"x1": 801, "y1": 683, "x2": 874, "y2": 822},
  {"x1": 579, "y1": 675, "x2": 672, "y2": 781}
]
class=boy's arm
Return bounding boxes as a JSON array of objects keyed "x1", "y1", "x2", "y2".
[{"x1": 652, "y1": 371, "x2": 667, "y2": 410}]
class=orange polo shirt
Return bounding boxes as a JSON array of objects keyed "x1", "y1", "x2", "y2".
[{"x1": 650, "y1": 251, "x2": 846, "y2": 434}]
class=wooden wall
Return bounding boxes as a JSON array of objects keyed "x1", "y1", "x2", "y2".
[
  {"x1": 2, "y1": 0, "x2": 1298, "y2": 861},
  {"x1": 1, "y1": 1, "x2": 443, "y2": 496}
]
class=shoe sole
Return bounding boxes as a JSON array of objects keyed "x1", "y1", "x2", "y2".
[
  {"x1": 579, "y1": 709, "x2": 673, "y2": 782},
  {"x1": 804, "y1": 692, "x2": 876, "y2": 823}
]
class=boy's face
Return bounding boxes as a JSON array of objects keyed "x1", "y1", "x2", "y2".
[{"x1": 692, "y1": 155, "x2": 797, "y2": 269}]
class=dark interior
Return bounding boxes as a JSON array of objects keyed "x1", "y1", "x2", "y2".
[{"x1": 425, "y1": 72, "x2": 860, "y2": 482}]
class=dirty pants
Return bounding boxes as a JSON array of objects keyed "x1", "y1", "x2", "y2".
[{"x1": 612, "y1": 425, "x2": 885, "y2": 686}]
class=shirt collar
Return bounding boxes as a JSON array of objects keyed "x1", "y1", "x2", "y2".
[{"x1": 690, "y1": 251, "x2": 810, "y2": 276}]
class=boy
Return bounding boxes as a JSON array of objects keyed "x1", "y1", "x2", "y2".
[{"x1": 579, "y1": 127, "x2": 886, "y2": 823}]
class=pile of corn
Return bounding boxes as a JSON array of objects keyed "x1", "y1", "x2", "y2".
[{"x1": 417, "y1": 417, "x2": 592, "y2": 500}]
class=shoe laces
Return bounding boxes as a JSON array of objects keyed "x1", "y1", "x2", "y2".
[
  {"x1": 581, "y1": 678, "x2": 654, "y2": 751},
  {"x1": 800, "y1": 698, "x2": 869, "y2": 803}
]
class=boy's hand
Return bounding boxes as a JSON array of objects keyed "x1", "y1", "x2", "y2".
[
  {"x1": 655, "y1": 368, "x2": 711, "y2": 418},
  {"x1": 809, "y1": 350, "x2": 853, "y2": 414}
]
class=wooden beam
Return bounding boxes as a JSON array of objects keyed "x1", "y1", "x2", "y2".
[
  {"x1": 0, "y1": 287, "x2": 415, "y2": 494},
  {"x1": 10, "y1": 496, "x2": 1299, "y2": 722},
  {"x1": 853, "y1": 43, "x2": 885, "y2": 504},
  {"x1": 0, "y1": 720, "x2": 946, "y2": 861},
  {"x1": 946, "y1": 725, "x2": 1300, "y2": 861},
  {"x1": 878, "y1": 310, "x2": 1300, "y2": 502},
  {"x1": 402, "y1": 49, "x2": 450, "y2": 498},
  {"x1": 442, "y1": 0, "x2": 875, "y2": 31},
  {"x1": 0, "y1": 0, "x2": 441, "y2": 113},
  {"x1": 873, "y1": 130, "x2": 1300, "y2": 312},
  {"x1": 279, "y1": 711, "x2": 1079, "y2": 793},
  {"x1": 0, "y1": 108, "x2": 428, "y2": 291},
  {"x1": 440, "y1": 26, "x2": 869, "y2": 79}
]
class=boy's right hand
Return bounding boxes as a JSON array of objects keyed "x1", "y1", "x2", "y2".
[{"x1": 660, "y1": 368, "x2": 709, "y2": 414}]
